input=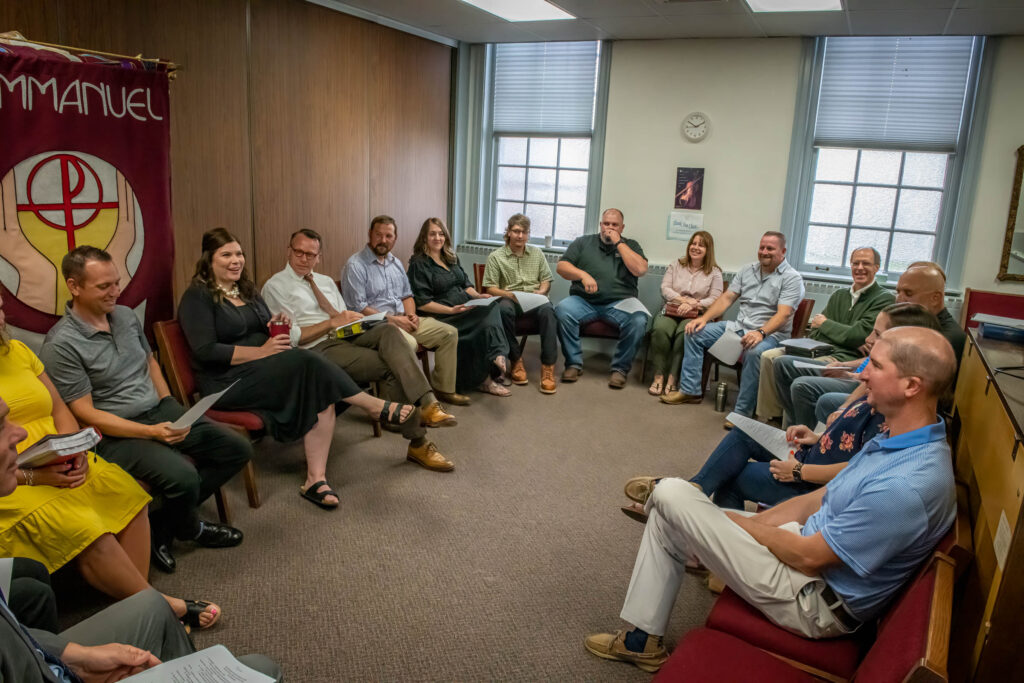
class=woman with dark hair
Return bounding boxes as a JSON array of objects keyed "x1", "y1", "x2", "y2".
[
  {"x1": 648, "y1": 230, "x2": 723, "y2": 396},
  {"x1": 177, "y1": 228, "x2": 420, "y2": 509},
  {"x1": 407, "y1": 218, "x2": 513, "y2": 396}
]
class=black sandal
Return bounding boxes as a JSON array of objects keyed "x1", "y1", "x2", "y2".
[
  {"x1": 181, "y1": 599, "x2": 220, "y2": 632},
  {"x1": 300, "y1": 480, "x2": 339, "y2": 509},
  {"x1": 379, "y1": 401, "x2": 415, "y2": 427}
]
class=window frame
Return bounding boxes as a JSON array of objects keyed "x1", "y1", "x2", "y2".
[{"x1": 783, "y1": 37, "x2": 988, "y2": 283}]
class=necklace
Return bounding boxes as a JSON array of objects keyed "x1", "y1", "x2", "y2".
[{"x1": 216, "y1": 283, "x2": 240, "y2": 298}]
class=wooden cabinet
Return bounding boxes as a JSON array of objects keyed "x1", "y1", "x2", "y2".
[{"x1": 949, "y1": 330, "x2": 1024, "y2": 681}]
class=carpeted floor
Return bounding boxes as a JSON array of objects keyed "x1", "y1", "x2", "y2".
[{"x1": 58, "y1": 349, "x2": 739, "y2": 681}]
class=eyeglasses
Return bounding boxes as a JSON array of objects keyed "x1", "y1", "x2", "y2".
[
  {"x1": 290, "y1": 247, "x2": 320, "y2": 260},
  {"x1": 509, "y1": 228, "x2": 530, "y2": 236}
]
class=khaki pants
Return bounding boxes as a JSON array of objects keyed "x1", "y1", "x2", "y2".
[
  {"x1": 620, "y1": 479, "x2": 849, "y2": 639},
  {"x1": 756, "y1": 348, "x2": 837, "y2": 420},
  {"x1": 397, "y1": 317, "x2": 459, "y2": 394}
]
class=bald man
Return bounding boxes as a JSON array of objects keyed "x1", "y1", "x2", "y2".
[
  {"x1": 584, "y1": 327, "x2": 957, "y2": 673},
  {"x1": 894, "y1": 262, "x2": 966, "y2": 362}
]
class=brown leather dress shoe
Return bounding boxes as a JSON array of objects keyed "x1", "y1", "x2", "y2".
[
  {"x1": 407, "y1": 442, "x2": 454, "y2": 472},
  {"x1": 510, "y1": 358, "x2": 528, "y2": 385},
  {"x1": 434, "y1": 390, "x2": 471, "y2": 406},
  {"x1": 583, "y1": 630, "x2": 667, "y2": 673},
  {"x1": 561, "y1": 366, "x2": 582, "y2": 382},
  {"x1": 420, "y1": 401, "x2": 457, "y2": 427},
  {"x1": 660, "y1": 391, "x2": 703, "y2": 405},
  {"x1": 539, "y1": 364, "x2": 556, "y2": 394},
  {"x1": 608, "y1": 371, "x2": 627, "y2": 389}
]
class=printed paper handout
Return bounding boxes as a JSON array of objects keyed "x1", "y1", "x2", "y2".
[
  {"x1": 169, "y1": 382, "x2": 238, "y2": 430},
  {"x1": 510, "y1": 291, "x2": 549, "y2": 313},
  {"x1": 612, "y1": 297, "x2": 651, "y2": 317},
  {"x1": 124, "y1": 645, "x2": 275, "y2": 682},
  {"x1": 726, "y1": 412, "x2": 793, "y2": 461}
]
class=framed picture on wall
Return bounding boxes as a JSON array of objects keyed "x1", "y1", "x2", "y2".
[{"x1": 675, "y1": 167, "x2": 704, "y2": 210}]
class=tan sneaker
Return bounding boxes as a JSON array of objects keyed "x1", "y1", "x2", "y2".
[
  {"x1": 539, "y1": 364, "x2": 557, "y2": 394},
  {"x1": 561, "y1": 366, "x2": 582, "y2": 382},
  {"x1": 510, "y1": 358, "x2": 528, "y2": 385},
  {"x1": 420, "y1": 401, "x2": 457, "y2": 428},
  {"x1": 583, "y1": 630, "x2": 667, "y2": 673},
  {"x1": 660, "y1": 391, "x2": 703, "y2": 405},
  {"x1": 407, "y1": 442, "x2": 454, "y2": 472}
]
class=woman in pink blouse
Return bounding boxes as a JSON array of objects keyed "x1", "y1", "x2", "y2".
[{"x1": 649, "y1": 230, "x2": 723, "y2": 395}]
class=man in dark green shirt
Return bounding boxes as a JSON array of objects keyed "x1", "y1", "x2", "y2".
[{"x1": 555, "y1": 208, "x2": 649, "y2": 389}]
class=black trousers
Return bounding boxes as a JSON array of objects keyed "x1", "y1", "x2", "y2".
[
  {"x1": 7, "y1": 558, "x2": 58, "y2": 632},
  {"x1": 496, "y1": 298, "x2": 559, "y2": 365},
  {"x1": 96, "y1": 397, "x2": 251, "y2": 542}
]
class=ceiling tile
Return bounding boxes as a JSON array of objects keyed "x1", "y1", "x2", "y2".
[
  {"x1": 845, "y1": 0, "x2": 955, "y2": 8},
  {"x1": 589, "y1": 13, "x2": 761, "y2": 38},
  {"x1": 548, "y1": 0, "x2": 661, "y2": 19},
  {"x1": 515, "y1": 19, "x2": 610, "y2": 40},
  {"x1": 752, "y1": 11, "x2": 851, "y2": 36},
  {"x1": 647, "y1": 0, "x2": 755, "y2": 16},
  {"x1": 847, "y1": 9, "x2": 952, "y2": 34},
  {"x1": 439, "y1": 22, "x2": 547, "y2": 42},
  {"x1": 956, "y1": 0, "x2": 1024, "y2": 8},
  {"x1": 947, "y1": 8, "x2": 1024, "y2": 33},
  {"x1": 336, "y1": 0, "x2": 502, "y2": 26}
]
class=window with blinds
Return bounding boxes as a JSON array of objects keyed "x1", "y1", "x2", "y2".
[
  {"x1": 488, "y1": 42, "x2": 601, "y2": 245},
  {"x1": 792, "y1": 36, "x2": 983, "y2": 277}
]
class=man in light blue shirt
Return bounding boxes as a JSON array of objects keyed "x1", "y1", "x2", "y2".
[
  {"x1": 662, "y1": 231, "x2": 805, "y2": 419},
  {"x1": 585, "y1": 326, "x2": 957, "y2": 674}
]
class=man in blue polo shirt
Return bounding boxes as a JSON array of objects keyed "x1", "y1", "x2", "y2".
[{"x1": 584, "y1": 326, "x2": 957, "y2": 673}]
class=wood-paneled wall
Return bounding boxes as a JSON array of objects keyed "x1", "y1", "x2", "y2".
[{"x1": 1, "y1": 0, "x2": 451, "y2": 297}]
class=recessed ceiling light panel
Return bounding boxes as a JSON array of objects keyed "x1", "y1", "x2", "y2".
[
  {"x1": 458, "y1": 0, "x2": 575, "y2": 22},
  {"x1": 744, "y1": 0, "x2": 842, "y2": 12}
]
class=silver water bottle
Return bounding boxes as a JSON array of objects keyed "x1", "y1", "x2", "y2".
[{"x1": 714, "y1": 381, "x2": 728, "y2": 412}]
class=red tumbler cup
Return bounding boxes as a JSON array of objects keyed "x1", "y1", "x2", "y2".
[{"x1": 269, "y1": 321, "x2": 290, "y2": 338}]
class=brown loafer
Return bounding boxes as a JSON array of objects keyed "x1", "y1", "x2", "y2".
[
  {"x1": 420, "y1": 401, "x2": 457, "y2": 428},
  {"x1": 608, "y1": 371, "x2": 627, "y2": 389},
  {"x1": 660, "y1": 391, "x2": 703, "y2": 405},
  {"x1": 434, "y1": 390, "x2": 471, "y2": 406},
  {"x1": 510, "y1": 358, "x2": 528, "y2": 385},
  {"x1": 407, "y1": 441, "x2": 454, "y2": 472},
  {"x1": 561, "y1": 366, "x2": 582, "y2": 382},
  {"x1": 539, "y1": 364, "x2": 557, "y2": 394},
  {"x1": 624, "y1": 476, "x2": 661, "y2": 504},
  {"x1": 583, "y1": 630, "x2": 667, "y2": 673}
]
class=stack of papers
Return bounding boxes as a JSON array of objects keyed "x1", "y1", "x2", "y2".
[
  {"x1": 124, "y1": 645, "x2": 274, "y2": 682},
  {"x1": 972, "y1": 313, "x2": 1024, "y2": 330},
  {"x1": 510, "y1": 291, "x2": 550, "y2": 313},
  {"x1": 17, "y1": 427, "x2": 100, "y2": 468}
]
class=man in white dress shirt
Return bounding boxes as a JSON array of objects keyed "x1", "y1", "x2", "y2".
[{"x1": 262, "y1": 229, "x2": 455, "y2": 471}]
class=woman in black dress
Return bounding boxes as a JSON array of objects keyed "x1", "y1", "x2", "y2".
[
  {"x1": 407, "y1": 218, "x2": 512, "y2": 396},
  {"x1": 178, "y1": 228, "x2": 417, "y2": 509}
]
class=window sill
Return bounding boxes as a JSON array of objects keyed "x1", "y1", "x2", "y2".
[{"x1": 458, "y1": 239, "x2": 569, "y2": 255}]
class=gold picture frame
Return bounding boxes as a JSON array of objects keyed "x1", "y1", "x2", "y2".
[{"x1": 997, "y1": 144, "x2": 1024, "y2": 281}]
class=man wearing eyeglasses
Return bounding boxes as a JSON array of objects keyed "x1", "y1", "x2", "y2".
[
  {"x1": 482, "y1": 214, "x2": 559, "y2": 394},
  {"x1": 261, "y1": 229, "x2": 456, "y2": 472}
]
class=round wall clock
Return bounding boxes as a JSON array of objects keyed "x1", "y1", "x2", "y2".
[{"x1": 683, "y1": 112, "x2": 709, "y2": 142}]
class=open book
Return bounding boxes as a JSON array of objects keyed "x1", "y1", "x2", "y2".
[{"x1": 17, "y1": 427, "x2": 100, "y2": 469}]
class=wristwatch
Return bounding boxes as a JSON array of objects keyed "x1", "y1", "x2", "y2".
[
  {"x1": 792, "y1": 461, "x2": 804, "y2": 482},
  {"x1": 757, "y1": 328, "x2": 768, "y2": 339}
]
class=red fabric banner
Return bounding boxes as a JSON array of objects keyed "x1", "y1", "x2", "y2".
[{"x1": 0, "y1": 41, "x2": 173, "y2": 336}]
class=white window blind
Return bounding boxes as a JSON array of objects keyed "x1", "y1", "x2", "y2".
[
  {"x1": 814, "y1": 36, "x2": 977, "y2": 152},
  {"x1": 492, "y1": 42, "x2": 599, "y2": 135}
]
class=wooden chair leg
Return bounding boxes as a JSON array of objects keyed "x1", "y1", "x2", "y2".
[
  {"x1": 519, "y1": 334, "x2": 529, "y2": 355},
  {"x1": 419, "y1": 349, "x2": 431, "y2": 377},
  {"x1": 214, "y1": 488, "x2": 231, "y2": 524},
  {"x1": 242, "y1": 461, "x2": 261, "y2": 509}
]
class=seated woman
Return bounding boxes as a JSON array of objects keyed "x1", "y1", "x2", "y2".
[
  {"x1": 407, "y1": 218, "x2": 512, "y2": 397},
  {"x1": 178, "y1": 228, "x2": 419, "y2": 510},
  {"x1": 622, "y1": 302, "x2": 941, "y2": 518},
  {"x1": 648, "y1": 230, "x2": 723, "y2": 396},
  {"x1": 0, "y1": 299, "x2": 219, "y2": 629}
]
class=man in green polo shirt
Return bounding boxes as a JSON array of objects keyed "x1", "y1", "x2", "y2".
[
  {"x1": 482, "y1": 213, "x2": 559, "y2": 394},
  {"x1": 555, "y1": 208, "x2": 649, "y2": 389}
]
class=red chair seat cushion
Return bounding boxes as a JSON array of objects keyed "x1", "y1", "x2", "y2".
[
  {"x1": 580, "y1": 319, "x2": 620, "y2": 338},
  {"x1": 655, "y1": 628, "x2": 816, "y2": 682},
  {"x1": 206, "y1": 409, "x2": 265, "y2": 432},
  {"x1": 705, "y1": 588, "x2": 869, "y2": 680}
]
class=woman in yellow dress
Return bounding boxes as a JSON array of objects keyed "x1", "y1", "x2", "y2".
[{"x1": 0, "y1": 294, "x2": 220, "y2": 629}]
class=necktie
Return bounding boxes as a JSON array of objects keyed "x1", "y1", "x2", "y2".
[
  {"x1": 304, "y1": 274, "x2": 341, "y2": 317},
  {"x1": 1, "y1": 589, "x2": 82, "y2": 682}
]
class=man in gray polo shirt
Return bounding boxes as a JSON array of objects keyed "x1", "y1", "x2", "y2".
[
  {"x1": 40, "y1": 246, "x2": 250, "y2": 574},
  {"x1": 662, "y1": 231, "x2": 805, "y2": 419}
]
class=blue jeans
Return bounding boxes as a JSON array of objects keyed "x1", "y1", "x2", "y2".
[
  {"x1": 554, "y1": 296, "x2": 648, "y2": 374},
  {"x1": 679, "y1": 322, "x2": 780, "y2": 415},
  {"x1": 690, "y1": 429, "x2": 815, "y2": 509},
  {"x1": 816, "y1": 392, "x2": 850, "y2": 424},
  {"x1": 791, "y1": 377, "x2": 858, "y2": 428}
]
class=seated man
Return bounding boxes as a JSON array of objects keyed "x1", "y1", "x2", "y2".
[
  {"x1": 40, "y1": 246, "x2": 250, "y2": 574},
  {"x1": 482, "y1": 213, "x2": 559, "y2": 394},
  {"x1": 0, "y1": 399, "x2": 281, "y2": 683},
  {"x1": 786, "y1": 261, "x2": 965, "y2": 428},
  {"x1": 555, "y1": 208, "x2": 649, "y2": 389},
  {"x1": 662, "y1": 232, "x2": 805, "y2": 421},
  {"x1": 758, "y1": 246, "x2": 893, "y2": 423},
  {"x1": 342, "y1": 215, "x2": 467, "y2": 406},
  {"x1": 262, "y1": 229, "x2": 453, "y2": 472},
  {"x1": 585, "y1": 326, "x2": 956, "y2": 673}
]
